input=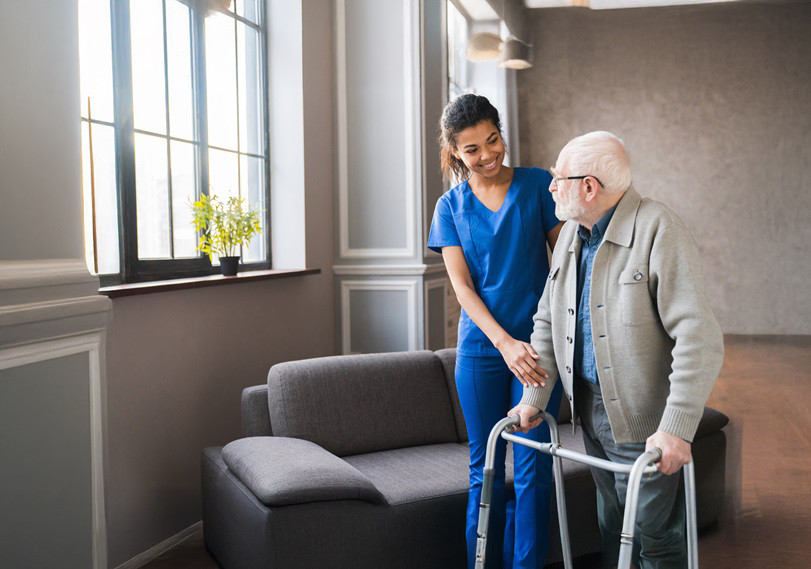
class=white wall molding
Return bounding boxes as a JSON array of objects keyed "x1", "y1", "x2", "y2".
[
  {"x1": 0, "y1": 259, "x2": 111, "y2": 349},
  {"x1": 113, "y1": 521, "x2": 202, "y2": 569},
  {"x1": 340, "y1": 278, "x2": 419, "y2": 354},
  {"x1": 0, "y1": 259, "x2": 101, "y2": 306},
  {"x1": 424, "y1": 277, "x2": 449, "y2": 349},
  {"x1": 333, "y1": 263, "x2": 446, "y2": 276},
  {"x1": 0, "y1": 333, "x2": 107, "y2": 569},
  {"x1": 336, "y1": 0, "x2": 421, "y2": 260}
]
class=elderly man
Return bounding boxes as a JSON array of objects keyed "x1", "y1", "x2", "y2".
[{"x1": 510, "y1": 131, "x2": 723, "y2": 568}]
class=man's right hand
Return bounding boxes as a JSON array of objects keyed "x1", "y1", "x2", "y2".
[{"x1": 507, "y1": 403, "x2": 543, "y2": 433}]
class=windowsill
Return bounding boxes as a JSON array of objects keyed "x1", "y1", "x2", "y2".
[{"x1": 99, "y1": 268, "x2": 321, "y2": 298}]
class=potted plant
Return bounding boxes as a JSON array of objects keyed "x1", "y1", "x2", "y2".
[{"x1": 190, "y1": 193, "x2": 262, "y2": 276}]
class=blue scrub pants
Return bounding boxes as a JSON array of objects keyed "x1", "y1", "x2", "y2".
[{"x1": 456, "y1": 354, "x2": 564, "y2": 569}]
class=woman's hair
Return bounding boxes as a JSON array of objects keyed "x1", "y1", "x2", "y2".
[{"x1": 439, "y1": 94, "x2": 503, "y2": 182}]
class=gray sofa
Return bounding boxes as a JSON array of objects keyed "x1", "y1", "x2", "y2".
[{"x1": 201, "y1": 348, "x2": 728, "y2": 569}]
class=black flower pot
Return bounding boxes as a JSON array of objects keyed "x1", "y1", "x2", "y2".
[{"x1": 219, "y1": 256, "x2": 240, "y2": 276}]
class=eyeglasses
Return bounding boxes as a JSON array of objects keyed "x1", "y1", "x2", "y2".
[{"x1": 551, "y1": 175, "x2": 605, "y2": 189}]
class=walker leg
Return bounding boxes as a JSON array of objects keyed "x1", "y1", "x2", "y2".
[
  {"x1": 475, "y1": 416, "x2": 518, "y2": 569},
  {"x1": 684, "y1": 461, "x2": 699, "y2": 569},
  {"x1": 544, "y1": 412, "x2": 573, "y2": 569},
  {"x1": 474, "y1": 468, "x2": 494, "y2": 569},
  {"x1": 617, "y1": 449, "x2": 662, "y2": 569}
]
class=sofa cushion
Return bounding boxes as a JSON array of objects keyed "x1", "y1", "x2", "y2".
[
  {"x1": 267, "y1": 351, "x2": 459, "y2": 456},
  {"x1": 343, "y1": 443, "x2": 477, "y2": 506},
  {"x1": 222, "y1": 437, "x2": 385, "y2": 506},
  {"x1": 344, "y1": 438, "x2": 591, "y2": 507}
]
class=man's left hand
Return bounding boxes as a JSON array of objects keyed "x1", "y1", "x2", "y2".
[{"x1": 646, "y1": 431, "x2": 692, "y2": 475}]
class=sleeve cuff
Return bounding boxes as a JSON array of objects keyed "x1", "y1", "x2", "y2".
[
  {"x1": 519, "y1": 382, "x2": 555, "y2": 412},
  {"x1": 657, "y1": 406, "x2": 703, "y2": 443}
]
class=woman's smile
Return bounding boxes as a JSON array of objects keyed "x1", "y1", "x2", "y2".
[{"x1": 480, "y1": 157, "x2": 500, "y2": 172}]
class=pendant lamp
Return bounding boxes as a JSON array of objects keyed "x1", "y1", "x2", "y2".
[
  {"x1": 499, "y1": 37, "x2": 532, "y2": 69},
  {"x1": 466, "y1": 32, "x2": 503, "y2": 61}
]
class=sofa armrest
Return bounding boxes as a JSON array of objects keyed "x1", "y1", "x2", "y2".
[
  {"x1": 241, "y1": 385, "x2": 272, "y2": 437},
  {"x1": 222, "y1": 437, "x2": 385, "y2": 506},
  {"x1": 694, "y1": 406, "x2": 729, "y2": 439}
]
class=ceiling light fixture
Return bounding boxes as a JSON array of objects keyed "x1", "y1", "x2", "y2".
[
  {"x1": 499, "y1": 36, "x2": 532, "y2": 69},
  {"x1": 466, "y1": 31, "x2": 503, "y2": 61}
]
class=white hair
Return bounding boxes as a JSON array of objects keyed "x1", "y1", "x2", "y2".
[{"x1": 561, "y1": 131, "x2": 632, "y2": 194}]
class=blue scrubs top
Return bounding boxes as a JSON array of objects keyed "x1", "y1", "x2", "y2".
[{"x1": 427, "y1": 167, "x2": 559, "y2": 357}]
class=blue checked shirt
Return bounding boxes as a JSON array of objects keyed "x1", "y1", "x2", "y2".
[{"x1": 574, "y1": 205, "x2": 618, "y2": 384}]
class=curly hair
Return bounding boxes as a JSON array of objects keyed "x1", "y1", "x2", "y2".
[{"x1": 438, "y1": 94, "x2": 503, "y2": 182}]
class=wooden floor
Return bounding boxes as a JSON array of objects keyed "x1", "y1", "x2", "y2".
[{"x1": 141, "y1": 335, "x2": 811, "y2": 569}]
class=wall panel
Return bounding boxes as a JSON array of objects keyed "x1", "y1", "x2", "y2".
[{"x1": 518, "y1": 3, "x2": 811, "y2": 334}]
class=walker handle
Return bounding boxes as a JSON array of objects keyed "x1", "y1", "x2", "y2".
[{"x1": 504, "y1": 413, "x2": 543, "y2": 433}]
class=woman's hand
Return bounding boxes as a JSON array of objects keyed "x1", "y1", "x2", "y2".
[{"x1": 496, "y1": 337, "x2": 548, "y2": 388}]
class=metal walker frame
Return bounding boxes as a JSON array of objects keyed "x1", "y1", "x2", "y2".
[{"x1": 474, "y1": 412, "x2": 698, "y2": 569}]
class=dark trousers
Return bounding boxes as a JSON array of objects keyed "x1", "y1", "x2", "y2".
[{"x1": 574, "y1": 378, "x2": 686, "y2": 569}]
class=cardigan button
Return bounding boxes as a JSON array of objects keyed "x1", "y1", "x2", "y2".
[
  {"x1": 634, "y1": 272, "x2": 643, "y2": 281},
  {"x1": 567, "y1": 336, "x2": 573, "y2": 344},
  {"x1": 568, "y1": 308, "x2": 574, "y2": 315},
  {"x1": 565, "y1": 366, "x2": 571, "y2": 373}
]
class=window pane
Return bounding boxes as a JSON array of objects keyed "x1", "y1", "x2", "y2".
[
  {"x1": 79, "y1": 0, "x2": 115, "y2": 122},
  {"x1": 208, "y1": 148, "x2": 239, "y2": 201},
  {"x1": 81, "y1": 122, "x2": 120, "y2": 274},
  {"x1": 236, "y1": 0, "x2": 260, "y2": 24},
  {"x1": 134, "y1": 133, "x2": 171, "y2": 259},
  {"x1": 240, "y1": 155, "x2": 265, "y2": 262},
  {"x1": 171, "y1": 141, "x2": 199, "y2": 258},
  {"x1": 447, "y1": 2, "x2": 469, "y2": 99},
  {"x1": 130, "y1": 0, "x2": 167, "y2": 134},
  {"x1": 238, "y1": 23, "x2": 263, "y2": 155},
  {"x1": 205, "y1": 14, "x2": 238, "y2": 150},
  {"x1": 166, "y1": 0, "x2": 195, "y2": 141}
]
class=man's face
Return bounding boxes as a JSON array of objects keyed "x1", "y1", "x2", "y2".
[{"x1": 550, "y1": 152, "x2": 588, "y2": 221}]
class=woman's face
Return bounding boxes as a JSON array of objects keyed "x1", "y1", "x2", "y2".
[{"x1": 452, "y1": 120, "x2": 505, "y2": 179}]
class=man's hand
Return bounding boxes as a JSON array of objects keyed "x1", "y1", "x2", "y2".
[
  {"x1": 646, "y1": 430, "x2": 692, "y2": 475},
  {"x1": 507, "y1": 403, "x2": 543, "y2": 433}
]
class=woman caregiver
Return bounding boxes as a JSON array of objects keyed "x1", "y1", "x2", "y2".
[{"x1": 427, "y1": 94, "x2": 564, "y2": 569}]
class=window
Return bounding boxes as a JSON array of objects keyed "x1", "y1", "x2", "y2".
[
  {"x1": 446, "y1": 1, "x2": 469, "y2": 101},
  {"x1": 79, "y1": 0, "x2": 269, "y2": 285}
]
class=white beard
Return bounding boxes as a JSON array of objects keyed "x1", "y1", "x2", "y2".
[{"x1": 554, "y1": 191, "x2": 588, "y2": 221}]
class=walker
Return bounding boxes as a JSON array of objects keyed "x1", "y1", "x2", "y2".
[{"x1": 474, "y1": 412, "x2": 699, "y2": 569}]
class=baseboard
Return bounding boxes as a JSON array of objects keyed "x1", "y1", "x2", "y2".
[{"x1": 114, "y1": 521, "x2": 203, "y2": 569}]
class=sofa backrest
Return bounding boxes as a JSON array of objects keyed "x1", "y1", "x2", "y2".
[
  {"x1": 266, "y1": 350, "x2": 460, "y2": 457},
  {"x1": 435, "y1": 348, "x2": 468, "y2": 441}
]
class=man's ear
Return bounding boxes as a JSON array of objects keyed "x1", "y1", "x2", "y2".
[{"x1": 583, "y1": 177, "x2": 600, "y2": 203}]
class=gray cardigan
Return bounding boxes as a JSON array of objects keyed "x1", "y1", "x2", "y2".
[{"x1": 520, "y1": 187, "x2": 724, "y2": 443}]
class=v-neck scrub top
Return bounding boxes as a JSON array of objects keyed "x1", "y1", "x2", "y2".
[{"x1": 428, "y1": 167, "x2": 559, "y2": 357}]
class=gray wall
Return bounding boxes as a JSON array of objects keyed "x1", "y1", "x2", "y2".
[
  {"x1": 105, "y1": 275, "x2": 334, "y2": 566},
  {"x1": 0, "y1": 354, "x2": 92, "y2": 569},
  {"x1": 103, "y1": 1, "x2": 337, "y2": 566},
  {"x1": 0, "y1": 0, "x2": 84, "y2": 261},
  {"x1": 517, "y1": 2, "x2": 811, "y2": 334}
]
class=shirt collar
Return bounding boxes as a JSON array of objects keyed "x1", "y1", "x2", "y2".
[{"x1": 578, "y1": 203, "x2": 618, "y2": 243}]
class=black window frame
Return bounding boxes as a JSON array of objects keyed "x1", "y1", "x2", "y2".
[{"x1": 90, "y1": 0, "x2": 271, "y2": 286}]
